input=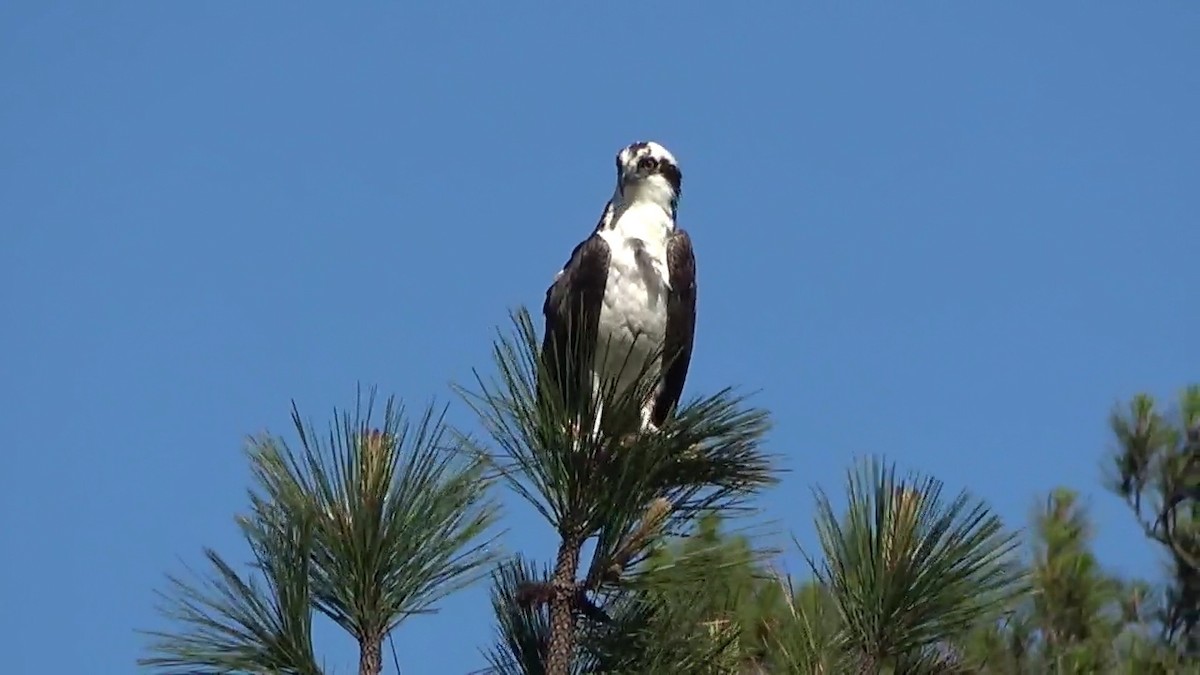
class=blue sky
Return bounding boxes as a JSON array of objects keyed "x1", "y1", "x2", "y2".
[{"x1": 2, "y1": 2, "x2": 1198, "y2": 672}]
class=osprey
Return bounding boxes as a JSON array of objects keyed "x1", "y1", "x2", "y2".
[{"x1": 540, "y1": 140, "x2": 697, "y2": 438}]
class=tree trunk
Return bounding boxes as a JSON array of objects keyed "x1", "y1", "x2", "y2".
[
  {"x1": 359, "y1": 634, "x2": 383, "y2": 675},
  {"x1": 546, "y1": 537, "x2": 582, "y2": 675}
]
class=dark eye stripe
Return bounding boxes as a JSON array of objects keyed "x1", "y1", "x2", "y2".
[{"x1": 659, "y1": 162, "x2": 682, "y2": 195}]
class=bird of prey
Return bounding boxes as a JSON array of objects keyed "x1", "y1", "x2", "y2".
[{"x1": 539, "y1": 140, "x2": 697, "y2": 439}]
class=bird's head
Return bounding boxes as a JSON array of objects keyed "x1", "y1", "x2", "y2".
[{"x1": 614, "y1": 140, "x2": 682, "y2": 212}]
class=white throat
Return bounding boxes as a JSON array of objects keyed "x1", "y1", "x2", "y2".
[
  {"x1": 598, "y1": 186, "x2": 676, "y2": 298},
  {"x1": 614, "y1": 174, "x2": 677, "y2": 218}
]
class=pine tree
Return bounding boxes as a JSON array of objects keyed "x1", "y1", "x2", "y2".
[
  {"x1": 1108, "y1": 384, "x2": 1200, "y2": 665},
  {"x1": 138, "y1": 390, "x2": 502, "y2": 674},
  {"x1": 138, "y1": 321, "x2": 1198, "y2": 674},
  {"x1": 961, "y1": 488, "x2": 1132, "y2": 673}
]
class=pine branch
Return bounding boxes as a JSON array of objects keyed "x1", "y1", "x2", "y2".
[
  {"x1": 802, "y1": 455, "x2": 1026, "y2": 669},
  {"x1": 483, "y1": 556, "x2": 552, "y2": 675},
  {"x1": 141, "y1": 388, "x2": 503, "y2": 674},
  {"x1": 270, "y1": 391, "x2": 503, "y2": 646},
  {"x1": 546, "y1": 538, "x2": 583, "y2": 675},
  {"x1": 138, "y1": 501, "x2": 322, "y2": 674},
  {"x1": 460, "y1": 307, "x2": 779, "y2": 673}
]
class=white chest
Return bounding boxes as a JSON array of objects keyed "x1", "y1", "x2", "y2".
[{"x1": 594, "y1": 205, "x2": 673, "y2": 378}]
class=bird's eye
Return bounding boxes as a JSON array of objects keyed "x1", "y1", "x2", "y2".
[{"x1": 637, "y1": 157, "x2": 657, "y2": 171}]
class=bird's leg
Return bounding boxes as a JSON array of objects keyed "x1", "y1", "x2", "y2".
[
  {"x1": 620, "y1": 397, "x2": 660, "y2": 448},
  {"x1": 640, "y1": 399, "x2": 659, "y2": 435},
  {"x1": 557, "y1": 406, "x2": 582, "y2": 440},
  {"x1": 568, "y1": 418, "x2": 586, "y2": 453},
  {"x1": 566, "y1": 418, "x2": 583, "y2": 438},
  {"x1": 566, "y1": 379, "x2": 605, "y2": 452},
  {"x1": 591, "y1": 398, "x2": 605, "y2": 440}
]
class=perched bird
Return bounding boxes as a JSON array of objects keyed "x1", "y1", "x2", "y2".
[{"x1": 539, "y1": 140, "x2": 697, "y2": 439}]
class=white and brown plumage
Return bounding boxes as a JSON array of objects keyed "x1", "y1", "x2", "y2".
[{"x1": 540, "y1": 141, "x2": 697, "y2": 437}]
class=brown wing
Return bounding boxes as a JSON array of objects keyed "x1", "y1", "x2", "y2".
[
  {"x1": 651, "y1": 227, "x2": 697, "y2": 426},
  {"x1": 539, "y1": 233, "x2": 611, "y2": 418}
]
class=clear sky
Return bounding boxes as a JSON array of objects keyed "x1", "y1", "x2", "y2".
[{"x1": 2, "y1": 2, "x2": 1198, "y2": 673}]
